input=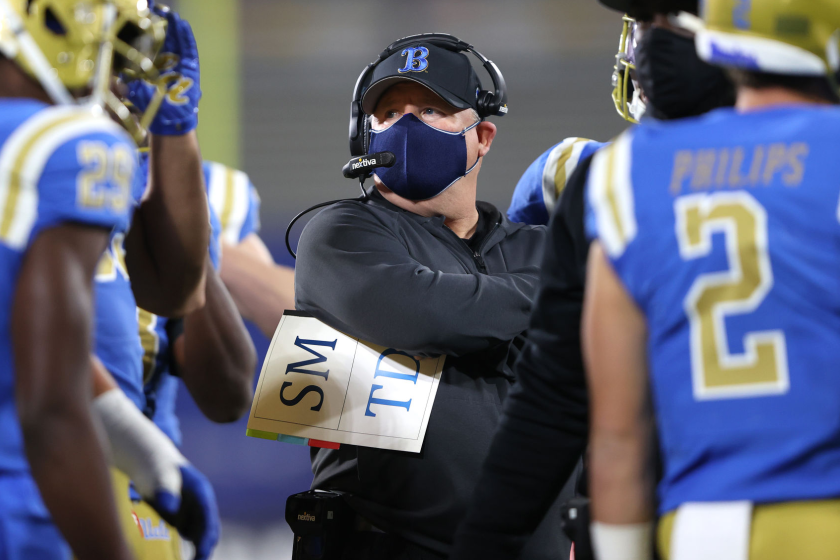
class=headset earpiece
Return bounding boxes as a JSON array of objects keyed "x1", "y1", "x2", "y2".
[
  {"x1": 476, "y1": 90, "x2": 496, "y2": 119},
  {"x1": 349, "y1": 99, "x2": 367, "y2": 156}
]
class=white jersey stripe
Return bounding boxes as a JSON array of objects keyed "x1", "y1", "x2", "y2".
[
  {"x1": 542, "y1": 137, "x2": 580, "y2": 213},
  {"x1": 207, "y1": 161, "x2": 252, "y2": 245},
  {"x1": 0, "y1": 106, "x2": 121, "y2": 249},
  {"x1": 588, "y1": 132, "x2": 637, "y2": 258}
]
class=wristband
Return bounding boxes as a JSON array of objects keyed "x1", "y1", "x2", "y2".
[{"x1": 590, "y1": 521, "x2": 653, "y2": 560}]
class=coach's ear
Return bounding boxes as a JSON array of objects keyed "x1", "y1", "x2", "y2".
[{"x1": 475, "y1": 121, "x2": 497, "y2": 157}]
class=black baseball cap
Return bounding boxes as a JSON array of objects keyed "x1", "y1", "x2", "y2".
[{"x1": 361, "y1": 42, "x2": 482, "y2": 115}]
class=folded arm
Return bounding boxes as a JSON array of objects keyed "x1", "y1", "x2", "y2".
[{"x1": 294, "y1": 204, "x2": 539, "y2": 356}]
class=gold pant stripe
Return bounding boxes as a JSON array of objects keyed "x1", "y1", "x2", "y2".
[
  {"x1": 110, "y1": 468, "x2": 182, "y2": 560},
  {"x1": 659, "y1": 499, "x2": 840, "y2": 560}
]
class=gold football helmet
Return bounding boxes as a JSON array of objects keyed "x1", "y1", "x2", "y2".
[
  {"x1": 0, "y1": 0, "x2": 165, "y2": 138},
  {"x1": 697, "y1": 0, "x2": 840, "y2": 84}
]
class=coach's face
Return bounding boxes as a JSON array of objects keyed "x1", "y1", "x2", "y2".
[
  {"x1": 370, "y1": 82, "x2": 496, "y2": 175},
  {"x1": 368, "y1": 82, "x2": 496, "y2": 215}
]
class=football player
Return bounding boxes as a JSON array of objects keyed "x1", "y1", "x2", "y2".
[
  {"x1": 0, "y1": 0, "x2": 157, "y2": 558},
  {"x1": 133, "y1": 161, "x2": 294, "y2": 559},
  {"x1": 506, "y1": 0, "x2": 736, "y2": 227},
  {"x1": 453, "y1": 2, "x2": 736, "y2": 559},
  {"x1": 507, "y1": 137, "x2": 607, "y2": 226},
  {"x1": 142, "y1": 159, "x2": 269, "y2": 450},
  {"x1": 89, "y1": 5, "x2": 224, "y2": 559},
  {"x1": 208, "y1": 162, "x2": 296, "y2": 339},
  {"x1": 584, "y1": 0, "x2": 840, "y2": 558}
]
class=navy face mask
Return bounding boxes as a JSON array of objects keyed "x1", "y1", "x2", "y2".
[{"x1": 368, "y1": 112, "x2": 481, "y2": 201}]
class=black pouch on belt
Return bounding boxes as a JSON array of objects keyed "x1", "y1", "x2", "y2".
[{"x1": 286, "y1": 490, "x2": 353, "y2": 560}]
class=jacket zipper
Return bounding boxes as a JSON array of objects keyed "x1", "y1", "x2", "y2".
[
  {"x1": 473, "y1": 222, "x2": 500, "y2": 273},
  {"x1": 443, "y1": 220, "x2": 500, "y2": 274}
]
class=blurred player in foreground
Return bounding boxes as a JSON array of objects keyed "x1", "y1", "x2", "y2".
[
  {"x1": 89, "y1": 4, "x2": 234, "y2": 559},
  {"x1": 452, "y1": 1, "x2": 736, "y2": 558},
  {"x1": 0, "y1": 0, "x2": 156, "y2": 557},
  {"x1": 584, "y1": 0, "x2": 840, "y2": 558},
  {"x1": 127, "y1": 7, "x2": 295, "y2": 550}
]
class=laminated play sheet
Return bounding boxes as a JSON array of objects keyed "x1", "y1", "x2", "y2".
[{"x1": 246, "y1": 312, "x2": 445, "y2": 453}]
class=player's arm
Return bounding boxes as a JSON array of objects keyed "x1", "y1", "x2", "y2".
[
  {"x1": 12, "y1": 224, "x2": 134, "y2": 560},
  {"x1": 295, "y1": 203, "x2": 542, "y2": 357},
  {"x1": 173, "y1": 258, "x2": 257, "y2": 422},
  {"x1": 582, "y1": 242, "x2": 655, "y2": 558},
  {"x1": 219, "y1": 233, "x2": 294, "y2": 337},
  {"x1": 125, "y1": 131, "x2": 208, "y2": 317},
  {"x1": 125, "y1": 8, "x2": 208, "y2": 318}
]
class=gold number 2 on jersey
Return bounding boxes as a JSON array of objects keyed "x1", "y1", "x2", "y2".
[{"x1": 675, "y1": 191, "x2": 789, "y2": 400}]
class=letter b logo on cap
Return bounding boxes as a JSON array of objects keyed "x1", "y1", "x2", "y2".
[{"x1": 398, "y1": 46, "x2": 429, "y2": 73}]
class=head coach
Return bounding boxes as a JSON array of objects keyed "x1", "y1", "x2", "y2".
[{"x1": 293, "y1": 34, "x2": 569, "y2": 559}]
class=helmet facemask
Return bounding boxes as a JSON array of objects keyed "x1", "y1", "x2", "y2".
[
  {"x1": 611, "y1": 15, "x2": 646, "y2": 123},
  {"x1": 0, "y1": 0, "x2": 166, "y2": 142},
  {"x1": 104, "y1": 0, "x2": 167, "y2": 144}
]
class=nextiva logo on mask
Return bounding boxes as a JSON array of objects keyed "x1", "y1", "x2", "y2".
[
  {"x1": 368, "y1": 113, "x2": 479, "y2": 201},
  {"x1": 398, "y1": 46, "x2": 430, "y2": 73}
]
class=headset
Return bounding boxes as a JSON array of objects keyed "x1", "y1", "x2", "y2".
[
  {"x1": 348, "y1": 32, "x2": 508, "y2": 157},
  {"x1": 287, "y1": 33, "x2": 508, "y2": 258}
]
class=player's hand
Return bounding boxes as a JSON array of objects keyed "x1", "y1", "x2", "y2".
[
  {"x1": 127, "y1": 6, "x2": 201, "y2": 135},
  {"x1": 148, "y1": 464, "x2": 220, "y2": 560}
]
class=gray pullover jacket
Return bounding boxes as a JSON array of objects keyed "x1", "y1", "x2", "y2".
[{"x1": 294, "y1": 189, "x2": 563, "y2": 557}]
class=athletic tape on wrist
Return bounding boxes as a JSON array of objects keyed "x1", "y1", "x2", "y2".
[{"x1": 93, "y1": 389, "x2": 187, "y2": 500}]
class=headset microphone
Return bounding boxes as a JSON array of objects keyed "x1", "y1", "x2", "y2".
[
  {"x1": 285, "y1": 153, "x2": 395, "y2": 259},
  {"x1": 342, "y1": 151, "x2": 396, "y2": 179}
]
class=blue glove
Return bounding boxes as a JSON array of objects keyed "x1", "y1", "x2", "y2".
[
  {"x1": 149, "y1": 464, "x2": 220, "y2": 560},
  {"x1": 128, "y1": 6, "x2": 201, "y2": 135}
]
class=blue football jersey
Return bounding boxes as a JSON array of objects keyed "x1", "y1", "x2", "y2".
[
  {"x1": 586, "y1": 106, "x2": 840, "y2": 514},
  {"x1": 0, "y1": 100, "x2": 135, "y2": 474},
  {"x1": 92, "y1": 151, "x2": 148, "y2": 409},
  {"x1": 205, "y1": 160, "x2": 261, "y2": 243},
  {"x1": 142, "y1": 161, "x2": 235, "y2": 445},
  {"x1": 508, "y1": 137, "x2": 606, "y2": 225}
]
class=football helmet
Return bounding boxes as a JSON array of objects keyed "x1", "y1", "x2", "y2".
[
  {"x1": 0, "y1": 0, "x2": 164, "y2": 106},
  {"x1": 697, "y1": 0, "x2": 840, "y2": 84},
  {"x1": 611, "y1": 15, "x2": 646, "y2": 123}
]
